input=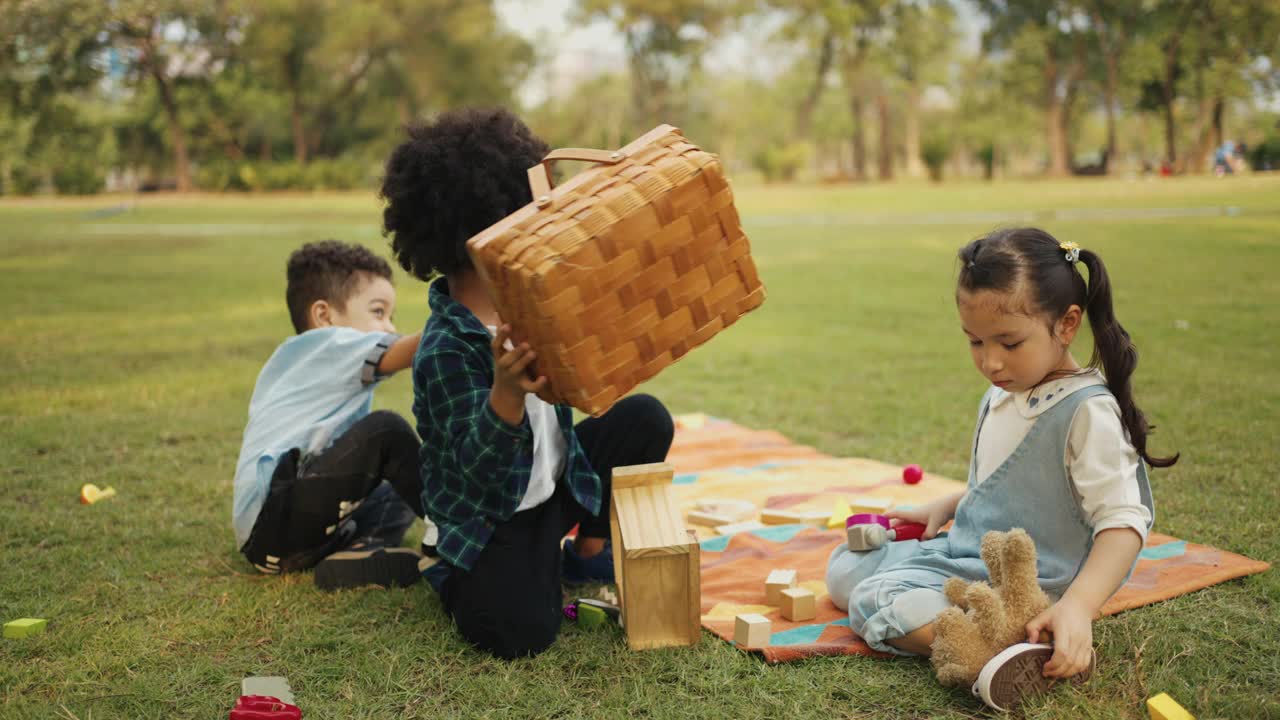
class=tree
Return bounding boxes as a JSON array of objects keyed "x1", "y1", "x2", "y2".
[{"x1": 883, "y1": 0, "x2": 956, "y2": 178}]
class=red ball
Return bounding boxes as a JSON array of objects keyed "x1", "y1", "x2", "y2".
[{"x1": 903, "y1": 464, "x2": 923, "y2": 484}]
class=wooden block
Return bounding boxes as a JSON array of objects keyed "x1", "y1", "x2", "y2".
[
  {"x1": 780, "y1": 588, "x2": 816, "y2": 622},
  {"x1": 3, "y1": 618, "x2": 47, "y2": 639},
  {"x1": 242, "y1": 676, "x2": 294, "y2": 705},
  {"x1": 734, "y1": 613, "x2": 771, "y2": 648},
  {"x1": 1147, "y1": 693, "x2": 1195, "y2": 720},
  {"x1": 760, "y1": 508, "x2": 829, "y2": 526},
  {"x1": 765, "y1": 569, "x2": 798, "y2": 605},
  {"x1": 716, "y1": 520, "x2": 765, "y2": 536},
  {"x1": 827, "y1": 498, "x2": 853, "y2": 529},
  {"x1": 687, "y1": 509, "x2": 733, "y2": 527},
  {"x1": 849, "y1": 496, "x2": 894, "y2": 515},
  {"x1": 694, "y1": 498, "x2": 756, "y2": 522},
  {"x1": 613, "y1": 462, "x2": 676, "y2": 490}
]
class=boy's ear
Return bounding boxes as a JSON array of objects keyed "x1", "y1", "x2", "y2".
[
  {"x1": 309, "y1": 299, "x2": 334, "y2": 329},
  {"x1": 1056, "y1": 304, "x2": 1083, "y2": 344}
]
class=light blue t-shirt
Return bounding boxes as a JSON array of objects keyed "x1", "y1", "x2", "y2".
[{"x1": 231, "y1": 327, "x2": 397, "y2": 548}]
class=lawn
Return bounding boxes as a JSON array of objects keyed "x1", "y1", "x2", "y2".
[{"x1": 2, "y1": 175, "x2": 1277, "y2": 719}]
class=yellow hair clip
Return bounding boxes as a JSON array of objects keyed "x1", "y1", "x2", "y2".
[{"x1": 1060, "y1": 240, "x2": 1081, "y2": 264}]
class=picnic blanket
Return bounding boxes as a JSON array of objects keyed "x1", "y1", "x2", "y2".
[{"x1": 668, "y1": 415, "x2": 1271, "y2": 663}]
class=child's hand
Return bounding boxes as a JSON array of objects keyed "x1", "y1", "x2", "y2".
[
  {"x1": 1024, "y1": 598, "x2": 1094, "y2": 679},
  {"x1": 489, "y1": 324, "x2": 548, "y2": 426},
  {"x1": 886, "y1": 491, "x2": 962, "y2": 540}
]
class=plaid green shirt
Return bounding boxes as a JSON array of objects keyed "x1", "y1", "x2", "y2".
[{"x1": 412, "y1": 277, "x2": 601, "y2": 572}]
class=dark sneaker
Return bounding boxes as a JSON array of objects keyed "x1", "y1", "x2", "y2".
[
  {"x1": 314, "y1": 544, "x2": 422, "y2": 591},
  {"x1": 972, "y1": 642, "x2": 1095, "y2": 712},
  {"x1": 561, "y1": 537, "x2": 615, "y2": 584}
]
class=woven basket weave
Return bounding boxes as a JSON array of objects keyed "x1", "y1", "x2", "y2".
[{"x1": 466, "y1": 125, "x2": 766, "y2": 416}]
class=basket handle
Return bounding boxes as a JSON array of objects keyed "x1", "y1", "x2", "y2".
[{"x1": 527, "y1": 148, "x2": 626, "y2": 205}]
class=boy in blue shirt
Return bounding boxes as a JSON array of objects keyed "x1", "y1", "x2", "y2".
[
  {"x1": 380, "y1": 108, "x2": 674, "y2": 658},
  {"x1": 233, "y1": 240, "x2": 425, "y2": 590}
]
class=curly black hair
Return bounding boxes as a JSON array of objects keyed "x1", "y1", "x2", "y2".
[
  {"x1": 379, "y1": 107, "x2": 550, "y2": 281},
  {"x1": 285, "y1": 240, "x2": 393, "y2": 333}
]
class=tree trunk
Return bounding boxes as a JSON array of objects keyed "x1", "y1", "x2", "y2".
[
  {"x1": 851, "y1": 94, "x2": 866, "y2": 181},
  {"x1": 1102, "y1": 53, "x2": 1119, "y2": 172},
  {"x1": 876, "y1": 92, "x2": 892, "y2": 181},
  {"x1": 904, "y1": 82, "x2": 924, "y2": 178},
  {"x1": 1045, "y1": 53, "x2": 1069, "y2": 177},
  {"x1": 795, "y1": 32, "x2": 834, "y2": 140},
  {"x1": 148, "y1": 54, "x2": 191, "y2": 191},
  {"x1": 1189, "y1": 90, "x2": 1217, "y2": 174},
  {"x1": 290, "y1": 86, "x2": 308, "y2": 165},
  {"x1": 1211, "y1": 97, "x2": 1224, "y2": 149}
]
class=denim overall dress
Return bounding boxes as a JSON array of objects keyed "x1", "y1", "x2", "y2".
[{"x1": 826, "y1": 384, "x2": 1155, "y2": 655}]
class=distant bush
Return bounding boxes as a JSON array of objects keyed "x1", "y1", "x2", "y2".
[
  {"x1": 52, "y1": 158, "x2": 105, "y2": 195},
  {"x1": 922, "y1": 134, "x2": 952, "y2": 182},
  {"x1": 1249, "y1": 136, "x2": 1280, "y2": 172},
  {"x1": 751, "y1": 142, "x2": 812, "y2": 183},
  {"x1": 195, "y1": 157, "x2": 372, "y2": 192}
]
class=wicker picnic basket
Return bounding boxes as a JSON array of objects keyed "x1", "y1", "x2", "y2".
[{"x1": 466, "y1": 124, "x2": 766, "y2": 416}]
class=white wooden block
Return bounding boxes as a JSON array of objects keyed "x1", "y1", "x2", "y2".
[
  {"x1": 760, "y1": 508, "x2": 830, "y2": 526},
  {"x1": 687, "y1": 510, "x2": 733, "y2": 527},
  {"x1": 765, "y1": 569, "x2": 798, "y2": 605},
  {"x1": 695, "y1": 498, "x2": 757, "y2": 523},
  {"x1": 734, "y1": 613, "x2": 771, "y2": 648}
]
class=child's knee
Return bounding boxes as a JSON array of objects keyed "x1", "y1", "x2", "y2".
[
  {"x1": 365, "y1": 409, "x2": 416, "y2": 439},
  {"x1": 628, "y1": 394, "x2": 674, "y2": 450},
  {"x1": 455, "y1": 602, "x2": 561, "y2": 660},
  {"x1": 826, "y1": 543, "x2": 884, "y2": 612}
]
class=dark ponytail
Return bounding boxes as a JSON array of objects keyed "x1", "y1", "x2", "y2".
[
  {"x1": 1077, "y1": 249, "x2": 1178, "y2": 467},
  {"x1": 957, "y1": 227, "x2": 1178, "y2": 468}
]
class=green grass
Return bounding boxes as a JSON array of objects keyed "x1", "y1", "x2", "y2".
[{"x1": 2, "y1": 175, "x2": 1278, "y2": 719}]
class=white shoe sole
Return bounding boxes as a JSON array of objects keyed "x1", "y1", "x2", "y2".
[{"x1": 972, "y1": 642, "x2": 1095, "y2": 712}]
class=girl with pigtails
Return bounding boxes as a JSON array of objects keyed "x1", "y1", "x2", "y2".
[{"x1": 826, "y1": 227, "x2": 1177, "y2": 710}]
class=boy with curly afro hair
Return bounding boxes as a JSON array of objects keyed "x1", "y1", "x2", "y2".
[
  {"x1": 233, "y1": 240, "x2": 425, "y2": 591},
  {"x1": 381, "y1": 107, "x2": 673, "y2": 659}
]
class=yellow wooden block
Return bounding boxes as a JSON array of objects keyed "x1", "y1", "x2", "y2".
[
  {"x1": 780, "y1": 588, "x2": 816, "y2": 621},
  {"x1": 1147, "y1": 693, "x2": 1195, "y2": 720},
  {"x1": 827, "y1": 498, "x2": 853, "y2": 529},
  {"x1": 734, "y1": 613, "x2": 771, "y2": 648},
  {"x1": 849, "y1": 496, "x2": 893, "y2": 515},
  {"x1": 4, "y1": 618, "x2": 47, "y2": 639},
  {"x1": 760, "y1": 508, "x2": 828, "y2": 526},
  {"x1": 687, "y1": 509, "x2": 733, "y2": 527}
]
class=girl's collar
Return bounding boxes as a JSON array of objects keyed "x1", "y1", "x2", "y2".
[{"x1": 988, "y1": 368, "x2": 1106, "y2": 419}]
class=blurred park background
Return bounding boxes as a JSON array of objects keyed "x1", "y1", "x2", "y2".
[{"x1": 3, "y1": 0, "x2": 1279, "y2": 196}]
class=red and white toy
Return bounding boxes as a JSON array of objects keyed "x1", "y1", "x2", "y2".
[{"x1": 846, "y1": 513, "x2": 927, "y2": 551}]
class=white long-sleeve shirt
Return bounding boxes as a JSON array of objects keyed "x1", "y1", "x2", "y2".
[{"x1": 973, "y1": 369, "x2": 1152, "y2": 540}]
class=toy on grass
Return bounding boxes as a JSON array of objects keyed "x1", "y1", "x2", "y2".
[
  {"x1": 1147, "y1": 693, "x2": 1195, "y2": 720},
  {"x1": 780, "y1": 588, "x2": 816, "y2": 621},
  {"x1": 734, "y1": 613, "x2": 771, "y2": 648},
  {"x1": 564, "y1": 598, "x2": 622, "y2": 629},
  {"x1": 845, "y1": 514, "x2": 927, "y2": 552},
  {"x1": 242, "y1": 677, "x2": 294, "y2": 706},
  {"x1": 930, "y1": 528, "x2": 1052, "y2": 687},
  {"x1": 229, "y1": 695, "x2": 301, "y2": 720},
  {"x1": 607, "y1": 463, "x2": 701, "y2": 650},
  {"x1": 79, "y1": 483, "x2": 117, "y2": 504},
  {"x1": 903, "y1": 464, "x2": 923, "y2": 484},
  {"x1": 4, "y1": 618, "x2": 47, "y2": 639},
  {"x1": 765, "y1": 569, "x2": 798, "y2": 605}
]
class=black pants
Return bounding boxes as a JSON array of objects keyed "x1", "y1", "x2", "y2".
[
  {"x1": 440, "y1": 394, "x2": 673, "y2": 659},
  {"x1": 242, "y1": 410, "x2": 424, "y2": 573}
]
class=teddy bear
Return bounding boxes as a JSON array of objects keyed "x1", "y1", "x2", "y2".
[{"x1": 930, "y1": 528, "x2": 1052, "y2": 687}]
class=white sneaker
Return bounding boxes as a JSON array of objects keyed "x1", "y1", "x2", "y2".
[{"x1": 971, "y1": 642, "x2": 1095, "y2": 712}]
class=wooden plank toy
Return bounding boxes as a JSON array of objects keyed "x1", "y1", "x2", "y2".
[
  {"x1": 4, "y1": 618, "x2": 47, "y2": 639},
  {"x1": 760, "y1": 508, "x2": 829, "y2": 526},
  {"x1": 716, "y1": 519, "x2": 766, "y2": 536},
  {"x1": 849, "y1": 496, "x2": 894, "y2": 515},
  {"x1": 686, "y1": 509, "x2": 733, "y2": 527},
  {"x1": 765, "y1": 569, "x2": 798, "y2": 605},
  {"x1": 608, "y1": 463, "x2": 701, "y2": 650},
  {"x1": 734, "y1": 613, "x2": 771, "y2": 648},
  {"x1": 780, "y1": 588, "x2": 816, "y2": 622},
  {"x1": 694, "y1": 498, "x2": 756, "y2": 523},
  {"x1": 1147, "y1": 693, "x2": 1195, "y2": 720}
]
